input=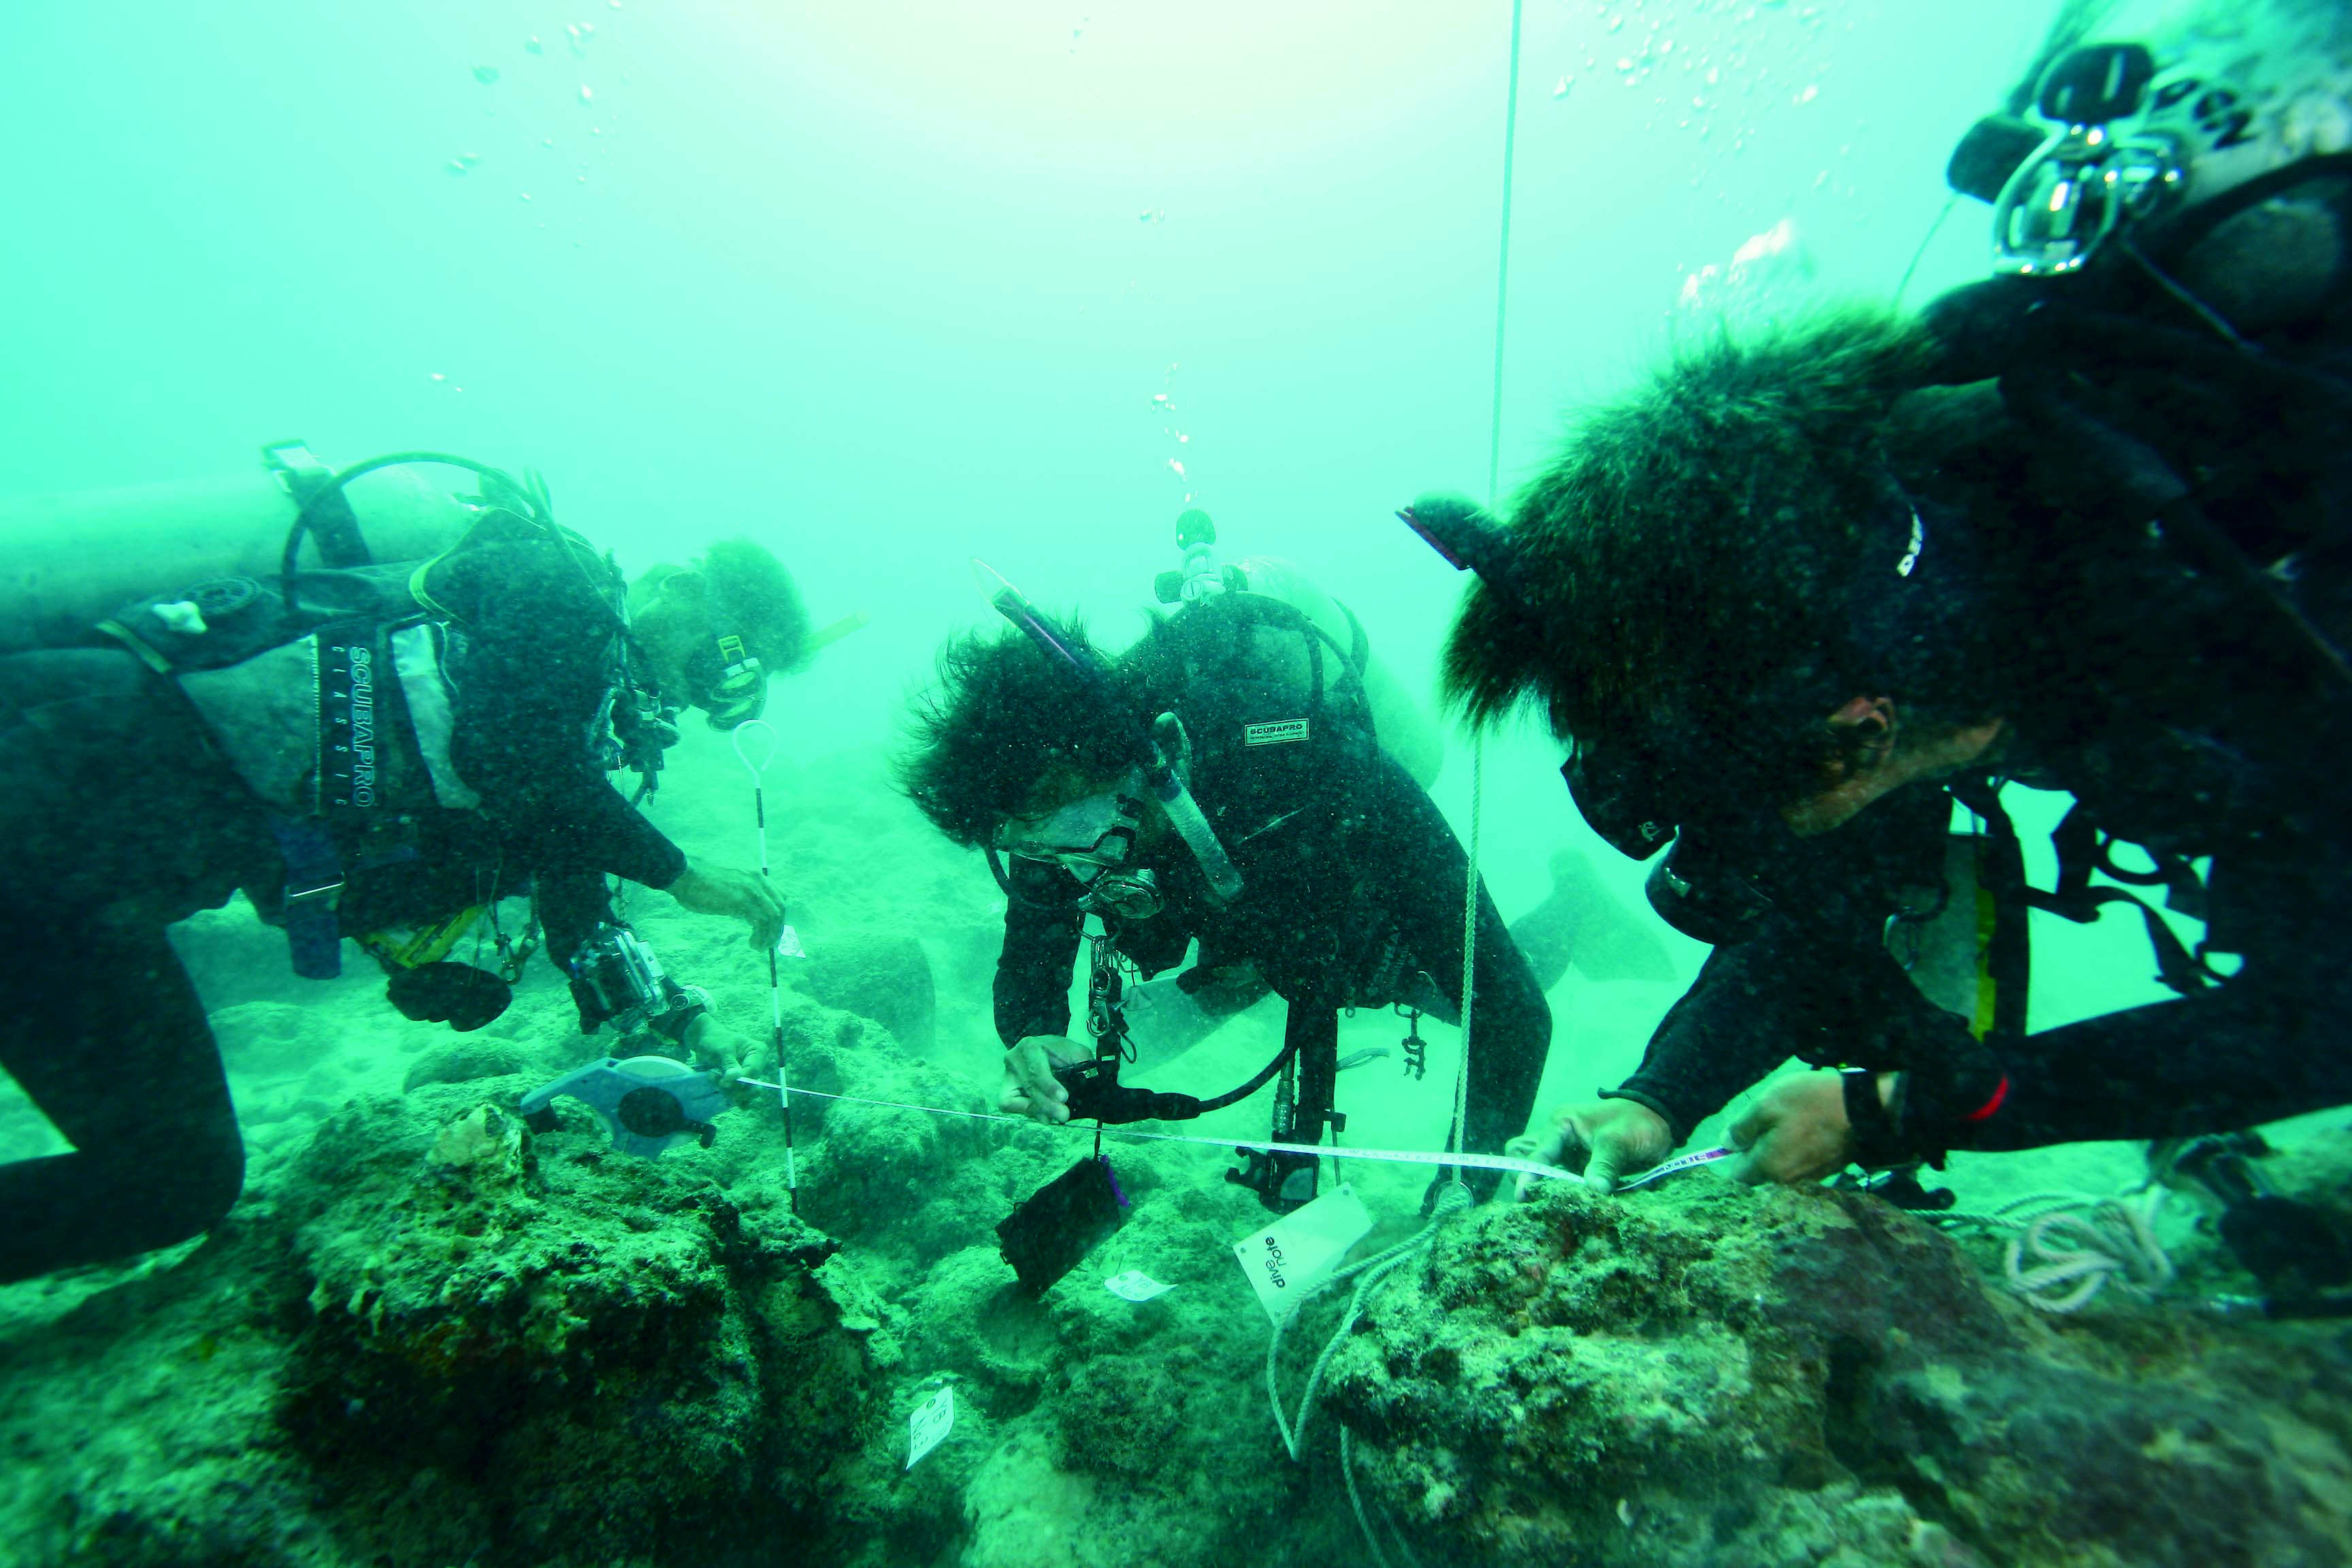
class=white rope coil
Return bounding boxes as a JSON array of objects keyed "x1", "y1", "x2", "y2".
[{"x1": 1937, "y1": 1187, "x2": 2174, "y2": 1313}]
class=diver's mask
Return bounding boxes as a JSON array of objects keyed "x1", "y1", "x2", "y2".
[
  {"x1": 1563, "y1": 743, "x2": 1779, "y2": 945},
  {"x1": 686, "y1": 632, "x2": 766, "y2": 730},
  {"x1": 995, "y1": 774, "x2": 1166, "y2": 921},
  {"x1": 1978, "y1": 43, "x2": 2186, "y2": 276},
  {"x1": 1564, "y1": 728, "x2": 1886, "y2": 947}
]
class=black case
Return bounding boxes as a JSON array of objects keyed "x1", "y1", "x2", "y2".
[{"x1": 996, "y1": 1154, "x2": 1128, "y2": 1295}]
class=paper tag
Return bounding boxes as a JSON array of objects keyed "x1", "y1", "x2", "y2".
[
  {"x1": 1105, "y1": 1269, "x2": 1174, "y2": 1303},
  {"x1": 1232, "y1": 1183, "x2": 1373, "y2": 1324},
  {"x1": 776, "y1": 924, "x2": 808, "y2": 960},
  {"x1": 906, "y1": 1385, "x2": 954, "y2": 1471}
]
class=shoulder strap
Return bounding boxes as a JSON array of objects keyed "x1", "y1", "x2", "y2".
[{"x1": 1953, "y1": 781, "x2": 2215, "y2": 1032}]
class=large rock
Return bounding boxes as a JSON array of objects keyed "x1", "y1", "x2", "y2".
[
  {"x1": 1323, "y1": 1178, "x2": 2352, "y2": 1568},
  {"x1": 0, "y1": 1080, "x2": 881, "y2": 1568},
  {"x1": 789, "y1": 929, "x2": 937, "y2": 1054}
]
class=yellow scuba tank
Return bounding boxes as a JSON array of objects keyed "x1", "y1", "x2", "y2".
[{"x1": 0, "y1": 442, "x2": 476, "y2": 655}]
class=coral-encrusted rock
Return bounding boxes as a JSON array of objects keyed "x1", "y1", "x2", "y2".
[
  {"x1": 276, "y1": 1083, "x2": 875, "y2": 1566},
  {"x1": 1323, "y1": 1178, "x2": 2352, "y2": 1568}
]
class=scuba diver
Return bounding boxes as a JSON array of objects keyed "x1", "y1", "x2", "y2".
[
  {"x1": 0, "y1": 445, "x2": 809, "y2": 1284},
  {"x1": 897, "y1": 538, "x2": 1586, "y2": 1217},
  {"x1": 1419, "y1": 0, "x2": 2352, "y2": 1309}
]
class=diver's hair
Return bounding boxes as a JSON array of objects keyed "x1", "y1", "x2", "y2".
[
  {"x1": 702, "y1": 536, "x2": 813, "y2": 674},
  {"x1": 1440, "y1": 306, "x2": 1978, "y2": 802},
  {"x1": 896, "y1": 615, "x2": 1157, "y2": 848}
]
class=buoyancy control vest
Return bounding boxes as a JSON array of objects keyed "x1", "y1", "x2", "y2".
[
  {"x1": 95, "y1": 511, "x2": 657, "y2": 981},
  {"x1": 1145, "y1": 588, "x2": 1383, "y2": 863}
]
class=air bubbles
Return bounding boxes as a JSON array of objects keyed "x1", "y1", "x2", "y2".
[{"x1": 578, "y1": 84, "x2": 595, "y2": 105}]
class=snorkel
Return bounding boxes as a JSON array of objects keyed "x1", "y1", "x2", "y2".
[{"x1": 975, "y1": 560, "x2": 1245, "y2": 906}]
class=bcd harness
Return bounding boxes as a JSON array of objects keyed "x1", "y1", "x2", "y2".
[
  {"x1": 1002, "y1": 587, "x2": 1394, "y2": 1213},
  {"x1": 94, "y1": 451, "x2": 682, "y2": 1015},
  {"x1": 1883, "y1": 782, "x2": 2210, "y2": 1068}
]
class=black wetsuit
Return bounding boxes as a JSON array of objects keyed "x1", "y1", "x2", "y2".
[
  {"x1": 991, "y1": 594, "x2": 1552, "y2": 1172},
  {"x1": 1610, "y1": 273, "x2": 2352, "y2": 1158},
  {"x1": 0, "y1": 538, "x2": 683, "y2": 1283}
]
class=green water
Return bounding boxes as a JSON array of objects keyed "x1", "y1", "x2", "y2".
[{"x1": 4, "y1": 3, "x2": 2336, "y2": 1566}]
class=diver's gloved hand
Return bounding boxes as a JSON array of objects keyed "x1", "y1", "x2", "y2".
[
  {"x1": 667, "y1": 856, "x2": 787, "y2": 952},
  {"x1": 1516, "y1": 1097, "x2": 1674, "y2": 1198},
  {"x1": 1725, "y1": 1069, "x2": 1893, "y2": 1186},
  {"x1": 1002, "y1": 1035, "x2": 1090, "y2": 1124}
]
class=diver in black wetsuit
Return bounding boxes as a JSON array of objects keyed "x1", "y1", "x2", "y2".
[
  {"x1": 0, "y1": 495, "x2": 804, "y2": 1285},
  {"x1": 1422, "y1": 15, "x2": 2352, "y2": 1259},
  {"x1": 899, "y1": 585, "x2": 1558, "y2": 1211}
]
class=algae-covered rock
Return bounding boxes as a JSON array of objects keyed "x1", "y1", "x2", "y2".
[
  {"x1": 278, "y1": 1086, "x2": 872, "y2": 1566},
  {"x1": 1323, "y1": 1177, "x2": 2352, "y2": 1568},
  {"x1": 790, "y1": 928, "x2": 938, "y2": 1054},
  {"x1": 400, "y1": 1037, "x2": 536, "y2": 1092},
  {"x1": 0, "y1": 1079, "x2": 882, "y2": 1568}
]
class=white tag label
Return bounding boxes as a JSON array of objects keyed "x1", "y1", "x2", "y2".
[
  {"x1": 906, "y1": 1385, "x2": 954, "y2": 1471},
  {"x1": 1243, "y1": 719, "x2": 1309, "y2": 747},
  {"x1": 1105, "y1": 1269, "x2": 1174, "y2": 1302},
  {"x1": 776, "y1": 924, "x2": 808, "y2": 960},
  {"x1": 1232, "y1": 1183, "x2": 1373, "y2": 1324}
]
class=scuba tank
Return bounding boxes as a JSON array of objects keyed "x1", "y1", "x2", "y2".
[
  {"x1": 1151, "y1": 509, "x2": 1444, "y2": 787},
  {"x1": 0, "y1": 442, "x2": 474, "y2": 655}
]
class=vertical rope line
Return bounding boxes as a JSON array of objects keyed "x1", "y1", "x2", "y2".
[
  {"x1": 1454, "y1": 0, "x2": 1520, "y2": 1164},
  {"x1": 733, "y1": 721, "x2": 798, "y2": 1212},
  {"x1": 1485, "y1": 0, "x2": 1525, "y2": 505},
  {"x1": 1452, "y1": 741, "x2": 1481, "y2": 1158}
]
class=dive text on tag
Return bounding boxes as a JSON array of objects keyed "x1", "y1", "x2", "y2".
[
  {"x1": 1243, "y1": 719, "x2": 1309, "y2": 747},
  {"x1": 1105, "y1": 1269, "x2": 1174, "y2": 1302},
  {"x1": 1232, "y1": 1184, "x2": 1372, "y2": 1324},
  {"x1": 906, "y1": 1385, "x2": 954, "y2": 1471}
]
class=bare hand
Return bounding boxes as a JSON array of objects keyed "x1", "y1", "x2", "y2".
[
  {"x1": 685, "y1": 1013, "x2": 762, "y2": 1078},
  {"x1": 1001, "y1": 1035, "x2": 1090, "y2": 1124},
  {"x1": 1725, "y1": 1070, "x2": 1888, "y2": 1186},
  {"x1": 668, "y1": 856, "x2": 786, "y2": 952},
  {"x1": 1518, "y1": 1097, "x2": 1675, "y2": 1197}
]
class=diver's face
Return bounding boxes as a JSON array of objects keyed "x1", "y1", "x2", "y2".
[
  {"x1": 1777, "y1": 698, "x2": 2008, "y2": 838},
  {"x1": 998, "y1": 770, "x2": 1141, "y2": 874}
]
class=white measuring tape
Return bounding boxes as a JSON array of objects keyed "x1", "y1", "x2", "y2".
[
  {"x1": 730, "y1": 1077, "x2": 1728, "y2": 1188},
  {"x1": 1612, "y1": 1144, "x2": 1734, "y2": 1190}
]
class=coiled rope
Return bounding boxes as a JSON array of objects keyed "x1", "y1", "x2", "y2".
[{"x1": 1934, "y1": 1187, "x2": 2175, "y2": 1313}]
